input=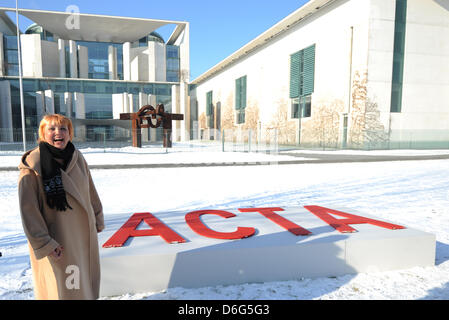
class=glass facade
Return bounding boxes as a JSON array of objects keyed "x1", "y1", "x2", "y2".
[
  {"x1": 1, "y1": 24, "x2": 182, "y2": 143},
  {"x1": 3, "y1": 78, "x2": 172, "y2": 140},
  {"x1": 76, "y1": 41, "x2": 124, "y2": 80}
]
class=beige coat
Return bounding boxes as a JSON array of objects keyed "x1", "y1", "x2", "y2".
[{"x1": 18, "y1": 147, "x2": 104, "y2": 300}]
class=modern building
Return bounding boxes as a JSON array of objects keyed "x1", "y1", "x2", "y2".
[
  {"x1": 190, "y1": 0, "x2": 449, "y2": 149},
  {"x1": 2, "y1": 1, "x2": 449, "y2": 150},
  {"x1": 0, "y1": 8, "x2": 189, "y2": 144}
]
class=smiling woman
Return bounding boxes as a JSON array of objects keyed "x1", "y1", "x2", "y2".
[
  {"x1": 17, "y1": 114, "x2": 105, "y2": 300},
  {"x1": 38, "y1": 114, "x2": 73, "y2": 150}
]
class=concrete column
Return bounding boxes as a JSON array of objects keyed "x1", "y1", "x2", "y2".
[
  {"x1": 74, "y1": 92, "x2": 85, "y2": 119},
  {"x1": 21, "y1": 34, "x2": 43, "y2": 77},
  {"x1": 0, "y1": 33, "x2": 4, "y2": 77},
  {"x1": 74, "y1": 92, "x2": 85, "y2": 140},
  {"x1": 112, "y1": 93, "x2": 124, "y2": 119},
  {"x1": 147, "y1": 42, "x2": 156, "y2": 82},
  {"x1": 180, "y1": 81, "x2": 189, "y2": 141},
  {"x1": 108, "y1": 45, "x2": 118, "y2": 80},
  {"x1": 155, "y1": 42, "x2": 166, "y2": 82},
  {"x1": 0, "y1": 81, "x2": 13, "y2": 142},
  {"x1": 148, "y1": 41, "x2": 166, "y2": 82},
  {"x1": 77, "y1": 45, "x2": 88, "y2": 79},
  {"x1": 64, "y1": 92, "x2": 73, "y2": 118},
  {"x1": 127, "y1": 93, "x2": 134, "y2": 113},
  {"x1": 44, "y1": 90, "x2": 55, "y2": 114},
  {"x1": 35, "y1": 91, "x2": 45, "y2": 121},
  {"x1": 69, "y1": 40, "x2": 78, "y2": 78},
  {"x1": 123, "y1": 42, "x2": 131, "y2": 81},
  {"x1": 58, "y1": 39, "x2": 66, "y2": 78}
]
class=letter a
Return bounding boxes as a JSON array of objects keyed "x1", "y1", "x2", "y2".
[
  {"x1": 102, "y1": 212, "x2": 186, "y2": 248},
  {"x1": 304, "y1": 205, "x2": 406, "y2": 233}
]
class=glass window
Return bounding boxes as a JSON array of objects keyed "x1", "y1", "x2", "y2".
[
  {"x1": 291, "y1": 95, "x2": 312, "y2": 119},
  {"x1": 166, "y1": 45, "x2": 180, "y2": 82},
  {"x1": 127, "y1": 84, "x2": 140, "y2": 95},
  {"x1": 68, "y1": 81, "x2": 82, "y2": 92},
  {"x1": 84, "y1": 93, "x2": 113, "y2": 119},
  {"x1": 236, "y1": 109, "x2": 245, "y2": 124},
  {"x1": 390, "y1": 0, "x2": 407, "y2": 113},
  {"x1": 155, "y1": 84, "x2": 170, "y2": 96},
  {"x1": 75, "y1": 41, "x2": 123, "y2": 80},
  {"x1": 142, "y1": 84, "x2": 153, "y2": 95}
]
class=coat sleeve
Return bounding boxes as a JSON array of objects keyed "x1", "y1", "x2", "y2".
[
  {"x1": 85, "y1": 162, "x2": 105, "y2": 232},
  {"x1": 18, "y1": 170, "x2": 60, "y2": 259}
]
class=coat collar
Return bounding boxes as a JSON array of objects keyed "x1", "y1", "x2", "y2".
[
  {"x1": 19, "y1": 145, "x2": 79, "y2": 176},
  {"x1": 19, "y1": 146, "x2": 89, "y2": 214}
]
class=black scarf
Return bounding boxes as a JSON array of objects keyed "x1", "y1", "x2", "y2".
[{"x1": 39, "y1": 141, "x2": 75, "y2": 211}]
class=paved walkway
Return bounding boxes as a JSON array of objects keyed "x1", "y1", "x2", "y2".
[{"x1": 2, "y1": 150, "x2": 449, "y2": 171}]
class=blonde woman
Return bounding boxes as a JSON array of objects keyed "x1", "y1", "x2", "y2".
[{"x1": 18, "y1": 114, "x2": 104, "y2": 300}]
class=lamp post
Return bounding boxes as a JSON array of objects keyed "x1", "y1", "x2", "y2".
[{"x1": 15, "y1": 0, "x2": 26, "y2": 152}]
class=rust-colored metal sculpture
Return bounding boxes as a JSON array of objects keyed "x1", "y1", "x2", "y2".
[{"x1": 120, "y1": 104, "x2": 184, "y2": 148}]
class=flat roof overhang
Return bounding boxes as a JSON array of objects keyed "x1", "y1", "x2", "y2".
[
  {"x1": 191, "y1": 0, "x2": 335, "y2": 85},
  {"x1": 0, "y1": 7, "x2": 187, "y2": 43}
]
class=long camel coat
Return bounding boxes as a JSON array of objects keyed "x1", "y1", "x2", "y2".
[{"x1": 18, "y1": 147, "x2": 104, "y2": 300}]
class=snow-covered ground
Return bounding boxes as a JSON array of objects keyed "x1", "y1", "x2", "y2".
[{"x1": 1, "y1": 145, "x2": 448, "y2": 300}]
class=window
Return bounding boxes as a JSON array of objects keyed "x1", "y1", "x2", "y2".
[
  {"x1": 166, "y1": 45, "x2": 180, "y2": 82},
  {"x1": 390, "y1": 0, "x2": 407, "y2": 113},
  {"x1": 206, "y1": 91, "x2": 214, "y2": 128},
  {"x1": 235, "y1": 75, "x2": 247, "y2": 124},
  {"x1": 290, "y1": 44, "x2": 315, "y2": 118},
  {"x1": 3, "y1": 35, "x2": 19, "y2": 76},
  {"x1": 291, "y1": 95, "x2": 311, "y2": 119}
]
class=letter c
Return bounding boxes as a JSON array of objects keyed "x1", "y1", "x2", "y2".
[{"x1": 185, "y1": 210, "x2": 255, "y2": 240}]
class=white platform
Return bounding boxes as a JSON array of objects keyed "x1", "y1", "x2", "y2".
[{"x1": 98, "y1": 206, "x2": 436, "y2": 297}]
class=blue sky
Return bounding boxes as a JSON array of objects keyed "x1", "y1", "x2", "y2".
[{"x1": 3, "y1": 0, "x2": 309, "y2": 80}]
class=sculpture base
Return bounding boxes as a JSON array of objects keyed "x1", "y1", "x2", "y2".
[{"x1": 98, "y1": 207, "x2": 435, "y2": 297}]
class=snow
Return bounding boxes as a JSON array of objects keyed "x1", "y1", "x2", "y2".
[{"x1": 1, "y1": 144, "x2": 448, "y2": 300}]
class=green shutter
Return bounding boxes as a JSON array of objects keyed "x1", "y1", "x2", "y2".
[
  {"x1": 235, "y1": 78, "x2": 241, "y2": 110},
  {"x1": 290, "y1": 52, "x2": 300, "y2": 99},
  {"x1": 241, "y1": 76, "x2": 247, "y2": 109},
  {"x1": 235, "y1": 76, "x2": 247, "y2": 110},
  {"x1": 302, "y1": 44, "x2": 315, "y2": 96},
  {"x1": 290, "y1": 45, "x2": 315, "y2": 98}
]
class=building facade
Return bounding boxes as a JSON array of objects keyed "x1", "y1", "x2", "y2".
[
  {"x1": 0, "y1": 8, "x2": 189, "y2": 144},
  {"x1": 190, "y1": 0, "x2": 449, "y2": 149}
]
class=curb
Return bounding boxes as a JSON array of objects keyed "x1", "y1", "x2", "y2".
[{"x1": 2, "y1": 154, "x2": 449, "y2": 171}]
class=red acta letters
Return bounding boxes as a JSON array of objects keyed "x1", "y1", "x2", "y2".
[{"x1": 102, "y1": 206, "x2": 406, "y2": 248}]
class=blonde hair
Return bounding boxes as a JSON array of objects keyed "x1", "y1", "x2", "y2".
[{"x1": 38, "y1": 114, "x2": 74, "y2": 143}]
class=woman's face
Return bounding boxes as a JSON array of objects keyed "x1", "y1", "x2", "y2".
[{"x1": 44, "y1": 121, "x2": 70, "y2": 149}]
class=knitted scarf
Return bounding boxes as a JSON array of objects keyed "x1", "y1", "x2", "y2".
[{"x1": 39, "y1": 141, "x2": 75, "y2": 211}]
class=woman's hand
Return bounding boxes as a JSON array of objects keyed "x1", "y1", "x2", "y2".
[{"x1": 49, "y1": 245, "x2": 64, "y2": 260}]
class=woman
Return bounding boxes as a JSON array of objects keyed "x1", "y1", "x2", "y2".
[{"x1": 18, "y1": 114, "x2": 104, "y2": 300}]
